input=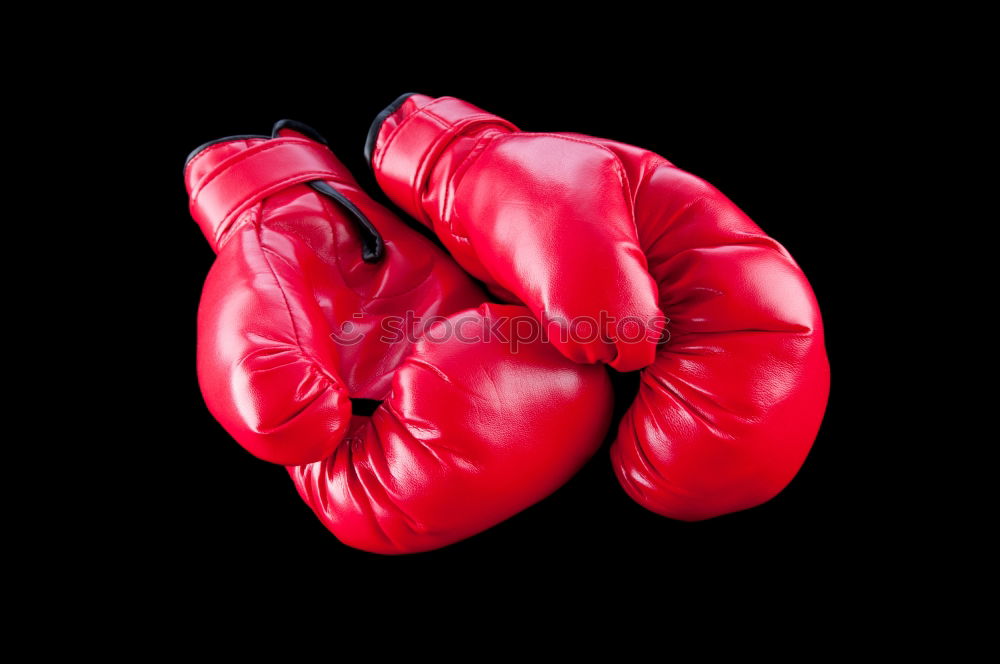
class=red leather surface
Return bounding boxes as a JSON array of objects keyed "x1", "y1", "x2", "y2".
[
  {"x1": 185, "y1": 128, "x2": 612, "y2": 552},
  {"x1": 371, "y1": 95, "x2": 830, "y2": 521}
]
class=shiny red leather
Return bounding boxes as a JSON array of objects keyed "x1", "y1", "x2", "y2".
[
  {"x1": 370, "y1": 95, "x2": 830, "y2": 521},
  {"x1": 185, "y1": 126, "x2": 612, "y2": 552}
]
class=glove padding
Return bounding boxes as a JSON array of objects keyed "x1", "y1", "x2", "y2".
[
  {"x1": 368, "y1": 95, "x2": 830, "y2": 521},
  {"x1": 185, "y1": 122, "x2": 612, "y2": 552}
]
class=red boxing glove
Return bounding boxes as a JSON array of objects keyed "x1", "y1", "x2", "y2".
[
  {"x1": 185, "y1": 120, "x2": 611, "y2": 553},
  {"x1": 368, "y1": 95, "x2": 830, "y2": 521}
]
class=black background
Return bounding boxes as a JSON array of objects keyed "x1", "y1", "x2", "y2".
[{"x1": 110, "y1": 56, "x2": 887, "y2": 593}]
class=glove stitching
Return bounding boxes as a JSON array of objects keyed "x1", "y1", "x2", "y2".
[
  {"x1": 185, "y1": 136, "x2": 267, "y2": 173},
  {"x1": 309, "y1": 184, "x2": 438, "y2": 304},
  {"x1": 211, "y1": 171, "x2": 340, "y2": 247},
  {"x1": 381, "y1": 392, "x2": 475, "y2": 469},
  {"x1": 192, "y1": 140, "x2": 314, "y2": 198},
  {"x1": 345, "y1": 426, "x2": 428, "y2": 550},
  {"x1": 440, "y1": 131, "x2": 503, "y2": 242},
  {"x1": 342, "y1": 438, "x2": 404, "y2": 550},
  {"x1": 626, "y1": 392, "x2": 667, "y2": 484},
  {"x1": 312, "y1": 183, "x2": 367, "y2": 303},
  {"x1": 643, "y1": 367, "x2": 734, "y2": 436},
  {"x1": 253, "y1": 223, "x2": 347, "y2": 397},
  {"x1": 408, "y1": 110, "x2": 453, "y2": 226}
]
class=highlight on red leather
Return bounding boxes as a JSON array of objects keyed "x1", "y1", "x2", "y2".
[{"x1": 369, "y1": 95, "x2": 831, "y2": 521}]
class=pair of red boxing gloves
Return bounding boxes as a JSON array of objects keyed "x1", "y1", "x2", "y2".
[{"x1": 185, "y1": 93, "x2": 830, "y2": 554}]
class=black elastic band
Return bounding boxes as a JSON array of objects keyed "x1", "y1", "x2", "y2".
[
  {"x1": 309, "y1": 181, "x2": 384, "y2": 263},
  {"x1": 184, "y1": 134, "x2": 269, "y2": 167},
  {"x1": 271, "y1": 119, "x2": 329, "y2": 144},
  {"x1": 363, "y1": 92, "x2": 419, "y2": 169}
]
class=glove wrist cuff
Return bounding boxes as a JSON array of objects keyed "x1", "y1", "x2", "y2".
[
  {"x1": 367, "y1": 94, "x2": 518, "y2": 224},
  {"x1": 185, "y1": 136, "x2": 351, "y2": 251}
]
